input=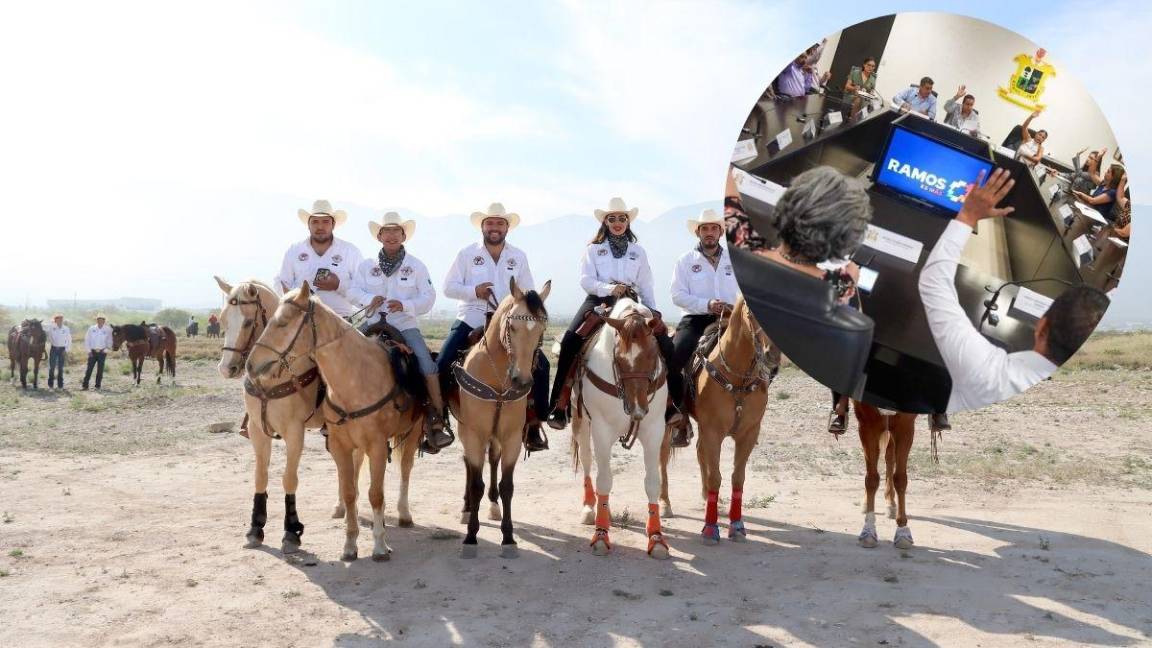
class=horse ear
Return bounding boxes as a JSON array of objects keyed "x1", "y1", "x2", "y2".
[
  {"x1": 297, "y1": 281, "x2": 313, "y2": 303},
  {"x1": 214, "y1": 276, "x2": 233, "y2": 295},
  {"x1": 603, "y1": 317, "x2": 626, "y2": 331},
  {"x1": 244, "y1": 284, "x2": 258, "y2": 299},
  {"x1": 509, "y1": 277, "x2": 522, "y2": 301},
  {"x1": 538, "y1": 280, "x2": 551, "y2": 301}
]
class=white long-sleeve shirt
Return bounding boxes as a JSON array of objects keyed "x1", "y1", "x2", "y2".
[
  {"x1": 919, "y1": 220, "x2": 1057, "y2": 413},
  {"x1": 47, "y1": 324, "x2": 72, "y2": 350},
  {"x1": 670, "y1": 247, "x2": 739, "y2": 315},
  {"x1": 942, "y1": 97, "x2": 981, "y2": 135},
  {"x1": 274, "y1": 237, "x2": 364, "y2": 317},
  {"x1": 443, "y1": 242, "x2": 535, "y2": 328},
  {"x1": 578, "y1": 241, "x2": 656, "y2": 310},
  {"x1": 347, "y1": 252, "x2": 436, "y2": 331},
  {"x1": 85, "y1": 324, "x2": 114, "y2": 353}
]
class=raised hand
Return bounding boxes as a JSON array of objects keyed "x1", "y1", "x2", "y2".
[{"x1": 958, "y1": 168, "x2": 1016, "y2": 227}]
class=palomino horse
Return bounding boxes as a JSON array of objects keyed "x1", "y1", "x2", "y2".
[
  {"x1": 7, "y1": 319, "x2": 47, "y2": 389},
  {"x1": 247, "y1": 281, "x2": 423, "y2": 562},
  {"x1": 854, "y1": 403, "x2": 917, "y2": 549},
  {"x1": 662, "y1": 295, "x2": 779, "y2": 544},
  {"x1": 571, "y1": 297, "x2": 671, "y2": 559},
  {"x1": 451, "y1": 277, "x2": 551, "y2": 558},
  {"x1": 215, "y1": 277, "x2": 352, "y2": 553},
  {"x1": 111, "y1": 323, "x2": 177, "y2": 385}
]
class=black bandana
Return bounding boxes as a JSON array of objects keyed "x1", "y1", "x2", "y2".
[
  {"x1": 696, "y1": 243, "x2": 723, "y2": 264},
  {"x1": 377, "y1": 246, "x2": 406, "y2": 277},
  {"x1": 607, "y1": 233, "x2": 630, "y2": 259}
]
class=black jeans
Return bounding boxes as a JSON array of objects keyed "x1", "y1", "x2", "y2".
[
  {"x1": 48, "y1": 346, "x2": 67, "y2": 387},
  {"x1": 669, "y1": 314, "x2": 717, "y2": 403},
  {"x1": 82, "y1": 351, "x2": 106, "y2": 388},
  {"x1": 436, "y1": 319, "x2": 550, "y2": 419}
]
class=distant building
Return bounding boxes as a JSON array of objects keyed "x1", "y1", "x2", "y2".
[{"x1": 47, "y1": 297, "x2": 162, "y2": 312}]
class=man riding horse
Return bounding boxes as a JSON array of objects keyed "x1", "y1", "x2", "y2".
[
  {"x1": 274, "y1": 199, "x2": 364, "y2": 318},
  {"x1": 347, "y1": 212, "x2": 452, "y2": 454},
  {"x1": 667, "y1": 208, "x2": 740, "y2": 447},
  {"x1": 435, "y1": 202, "x2": 550, "y2": 453}
]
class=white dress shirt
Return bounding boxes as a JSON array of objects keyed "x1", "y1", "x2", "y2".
[
  {"x1": 85, "y1": 324, "x2": 114, "y2": 353},
  {"x1": 443, "y1": 242, "x2": 535, "y2": 328},
  {"x1": 347, "y1": 252, "x2": 436, "y2": 331},
  {"x1": 670, "y1": 247, "x2": 739, "y2": 315},
  {"x1": 48, "y1": 324, "x2": 72, "y2": 350},
  {"x1": 579, "y1": 241, "x2": 657, "y2": 310},
  {"x1": 919, "y1": 220, "x2": 1058, "y2": 413},
  {"x1": 274, "y1": 237, "x2": 364, "y2": 316}
]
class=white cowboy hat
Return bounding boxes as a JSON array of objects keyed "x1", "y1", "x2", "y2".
[
  {"x1": 686, "y1": 208, "x2": 725, "y2": 236},
  {"x1": 95, "y1": 313, "x2": 106, "y2": 319},
  {"x1": 594, "y1": 197, "x2": 639, "y2": 223},
  {"x1": 470, "y1": 202, "x2": 521, "y2": 230},
  {"x1": 368, "y1": 211, "x2": 415, "y2": 241},
  {"x1": 297, "y1": 199, "x2": 348, "y2": 227}
]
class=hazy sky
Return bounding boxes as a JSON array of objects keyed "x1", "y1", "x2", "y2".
[{"x1": 1, "y1": 0, "x2": 1147, "y2": 310}]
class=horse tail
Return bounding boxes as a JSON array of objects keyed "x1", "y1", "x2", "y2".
[{"x1": 165, "y1": 348, "x2": 176, "y2": 377}]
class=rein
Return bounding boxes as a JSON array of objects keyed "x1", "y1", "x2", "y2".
[
  {"x1": 222, "y1": 294, "x2": 269, "y2": 363},
  {"x1": 697, "y1": 309, "x2": 776, "y2": 437}
]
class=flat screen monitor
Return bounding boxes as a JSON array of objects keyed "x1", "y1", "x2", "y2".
[{"x1": 872, "y1": 124, "x2": 993, "y2": 214}]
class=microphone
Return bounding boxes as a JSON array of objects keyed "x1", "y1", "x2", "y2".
[{"x1": 979, "y1": 277, "x2": 1076, "y2": 330}]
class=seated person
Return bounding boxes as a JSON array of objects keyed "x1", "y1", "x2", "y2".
[
  {"x1": 892, "y1": 77, "x2": 937, "y2": 120},
  {"x1": 774, "y1": 52, "x2": 824, "y2": 98},
  {"x1": 919, "y1": 168, "x2": 1109, "y2": 412},
  {"x1": 942, "y1": 85, "x2": 980, "y2": 136},
  {"x1": 1073, "y1": 164, "x2": 1126, "y2": 224},
  {"x1": 1016, "y1": 110, "x2": 1047, "y2": 167},
  {"x1": 844, "y1": 57, "x2": 878, "y2": 94}
]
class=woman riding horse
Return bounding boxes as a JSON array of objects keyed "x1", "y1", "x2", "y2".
[{"x1": 546, "y1": 197, "x2": 681, "y2": 430}]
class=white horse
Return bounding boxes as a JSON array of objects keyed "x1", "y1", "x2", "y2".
[
  {"x1": 214, "y1": 277, "x2": 357, "y2": 553},
  {"x1": 571, "y1": 297, "x2": 671, "y2": 559}
]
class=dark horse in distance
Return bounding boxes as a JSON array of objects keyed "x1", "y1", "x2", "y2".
[
  {"x1": 7, "y1": 319, "x2": 47, "y2": 389},
  {"x1": 112, "y1": 323, "x2": 177, "y2": 385}
]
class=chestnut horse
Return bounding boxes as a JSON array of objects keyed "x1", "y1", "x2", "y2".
[
  {"x1": 451, "y1": 277, "x2": 551, "y2": 558},
  {"x1": 111, "y1": 323, "x2": 176, "y2": 385},
  {"x1": 854, "y1": 403, "x2": 917, "y2": 549},
  {"x1": 7, "y1": 319, "x2": 47, "y2": 389}
]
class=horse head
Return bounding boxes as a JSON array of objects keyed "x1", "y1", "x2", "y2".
[
  {"x1": 111, "y1": 325, "x2": 124, "y2": 351},
  {"x1": 246, "y1": 280, "x2": 322, "y2": 381},
  {"x1": 215, "y1": 276, "x2": 275, "y2": 379},
  {"x1": 24, "y1": 319, "x2": 46, "y2": 347},
  {"x1": 494, "y1": 277, "x2": 551, "y2": 390},
  {"x1": 601, "y1": 300, "x2": 663, "y2": 421}
]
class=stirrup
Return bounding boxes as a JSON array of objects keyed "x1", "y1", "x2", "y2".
[
  {"x1": 828, "y1": 411, "x2": 847, "y2": 436},
  {"x1": 523, "y1": 424, "x2": 549, "y2": 453},
  {"x1": 669, "y1": 417, "x2": 692, "y2": 448}
]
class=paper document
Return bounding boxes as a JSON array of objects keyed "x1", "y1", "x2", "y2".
[{"x1": 1011, "y1": 287, "x2": 1054, "y2": 319}]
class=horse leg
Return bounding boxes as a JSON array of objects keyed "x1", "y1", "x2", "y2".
[
  {"x1": 396, "y1": 423, "x2": 419, "y2": 528},
  {"x1": 659, "y1": 425, "x2": 674, "y2": 518},
  {"x1": 280, "y1": 425, "x2": 306, "y2": 553},
  {"x1": 331, "y1": 440, "x2": 360, "y2": 561},
  {"x1": 497, "y1": 440, "x2": 520, "y2": 558},
  {"x1": 573, "y1": 416, "x2": 596, "y2": 525},
  {"x1": 589, "y1": 421, "x2": 614, "y2": 555},
  {"x1": 640, "y1": 422, "x2": 670, "y2": 559},
  {"x1": 19, "y1": 358, "x2": 27, "y2": 389},
  {"x1": 332, "y1": 448, "x2": 363, "y2": 519},
  {"x1": 697, "y1": 427, "x2": 723, "y2": 545},
  {"x1": 32, "y1": 355, "x2": 40, "y2": 389},
  {"x1": 892, "y1": 415, "x2": 916, "y2": 549},
  {"x1": 155, "y1": 355, "x2": 163, "y2": 385},
  {"x1": 856, "y1": 407, "x2": 882, "y2": 548},
  {"x1": 883, "y1": 424, "x2": 897, "y2": 520},
  {"x1": 366, "y1": 441, "x2": 392, "y2": 561},
  {"x1": 461, "y1": 437, "x2": 486, "y2": 558},
  {"x1": 728, "y1": 431, "x2": 758, "y2": 542},
  {"x1": 244, "y1": 424, "x2": 273, "y2": 548},
  {"x1": 487, "y1": 441, "x2": 502, "y2": 521}
]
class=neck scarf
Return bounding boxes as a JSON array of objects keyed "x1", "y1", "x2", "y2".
[
  {"x1": 696, "y1": 243, "x2": 723, "y2": 264},
  {"x1": 607, "y1": 233, "x2": 630, "y2": 259},
  {"x1": 378, "y1": 245, "x2": 407, "y2": 277}
]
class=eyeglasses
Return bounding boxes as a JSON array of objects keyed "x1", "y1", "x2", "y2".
[{"x1": 605, "y1": 215, "x2": 629, "y2": 224}]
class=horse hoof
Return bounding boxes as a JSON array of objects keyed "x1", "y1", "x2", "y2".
[
  {"x1": 244, "y1": 535, "x2": 263, "y2": 549},
  {"x1": 488, "y1": 502, "x2": 502, "y2": 521},
  {"x1": 341, "y1": 549, "x2": 358, "y2": 562},
  {"x1": 660, "y1": 502, "x2": 674, "y2": 519},
  {"x1": 460, "y1": 512, "x2": 471, "y2": 525},
  {"x1": 461, "y1": 544, "x2": 478, "y2": 559},
  {"x1": 647, "y1": 535, "x2": 670, "y2": 560},
  {"x1": 591, "y1": 539, "x2": 611, "y2": 556},
  {"x1": 398, "y1": 517, "x2": 414, "y2": 529},
  {"x1": 372, "y1": 550, "x2": 392, "y2": 562},
  {"x1": 887, "y1": 504, "x2": 898, "y2": 520},
  {"x1": 500, "y1": 544, "x2": 519, "y2": 559},
  {"x1": 580, "y1": 507, "x2": 596, "y2": 526},
  {"x1": 700, "y1": 524, "x2": 721, "y2": 545},
  {"x1": 331, "y1": 505, "x2": 346, "y2": 519},
  {"x1": 858, "y1": 527, "x2": 878, "y2": 549},
  {"x1": 728, "y1": 520, "x2": 747, "y2": 542},
  {"x1": 893, "y1": 527, "x2": 914, "y2": 550}
]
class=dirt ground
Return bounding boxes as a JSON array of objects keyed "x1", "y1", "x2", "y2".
[{"x1": 1, "y1": 344, "x2": 1151, "y2": 647}]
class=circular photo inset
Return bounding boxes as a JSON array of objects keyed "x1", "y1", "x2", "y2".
[{"x1": 726, "y1": 12, "x2": 1131, "y2": 415}]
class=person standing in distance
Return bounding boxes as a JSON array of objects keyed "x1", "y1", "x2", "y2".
[{"x1": 81, "y1": 314, "x2": 113, "y2": 391}]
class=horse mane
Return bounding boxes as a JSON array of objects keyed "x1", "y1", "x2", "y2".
[{"x1": 239, "y1": 278, "x2": 276, "y2": 293}]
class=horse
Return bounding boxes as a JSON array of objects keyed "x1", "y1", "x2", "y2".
[
  {"x1": 247, "y1": 280, "x2": 424, "y2": 562},
  {"x1": 571, "y1": 297, "x2": 671, "y2": 559},
  {"x1": 7, "y1": 319, "x2": 47, "y2": 389},
  {"x1": 206, "y1": 320, "x2": 221, "y2": 338},
  {"x1": 662, "y1": 295, "x2": 779, "y2": 544},
  {"x1": 215, "y1": 277, "x2": 360, "y2": 553},
  {"x1": 450, "y1": 277, "x2": 551, "y2": 558},
  {"x1": 111, "y1": 323, "x2": 177, "y2": 385},
  {"x1": 854, "y1": 403, "x2": 917, "y2": 550},
  {"x1": 186, "y1": 321, "x2": 199, "y2": 337}
]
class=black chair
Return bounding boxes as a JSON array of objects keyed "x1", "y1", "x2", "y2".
[
  {"x1": 1001, "y1": 124, "x2": 1038, "y2": 151},
  {"x1": 907, "y1": 83, "x2": 939, "y2": 98}
]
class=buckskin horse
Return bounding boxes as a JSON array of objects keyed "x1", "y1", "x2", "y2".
[
  {"x1": 247, "y1": 281, "x2": 424, "y2": 562},
  {"x1": 450, "y1": 277, "x2": 551, "y2": 558},
  {"x1": 111, "y1": 323, "x2": 177, "y2": 385},
  {"x1": 215, "y1": 277, "x2": 356, "y2": 553},
  {"x1": 7, "y1": 319, "x2": 47, "y2": 389},
  {"x1": 571, "y1": 297, "x2": 671, "y2": 559},
  {"x1": 662, "y1": 295, "x2": 780, "y2": 544}
]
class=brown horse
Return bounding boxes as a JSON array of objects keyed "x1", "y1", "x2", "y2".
[
  {"x1": 854, "y1": 403, "x2": 917, "y2": 549},
  {"x1": 247, "y1": 281, "x2": 423, "y2": 562},
  {"x1": 111, "y1": 323, "x2": 177, "y2": 385},
  {"x1": 451, "y1": 277, "x2": 551, "y2": 558},
  {"x1": 7, "y1": 319, "x2": 47, "y2": 389},
  {"x1": 662, "y1": 295, "x2": 779, "y2": 544}
]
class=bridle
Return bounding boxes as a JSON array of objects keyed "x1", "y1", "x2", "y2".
[{"x1": 222, "y1": 291, "x2": 270, "y2": 365}]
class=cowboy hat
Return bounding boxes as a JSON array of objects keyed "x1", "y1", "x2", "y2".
[
  {"x1": 368, "y1": 211, "x2": 415, "y2": 241},
  {"x1": 95, "y1": 313, "x2": 106, "y2": 319},
  {"x1": 594, "y1": 197, "x2": 639, "y2": 223},
  {"x1": 470, "y1": 202, "x2": 520, "y2": 230},
  {"x1": 297, "y1": 199, "x2": 348, "y2": 227},
  {"x1": 686, "y1": 207, "x2": 725, "y2": 236}
]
